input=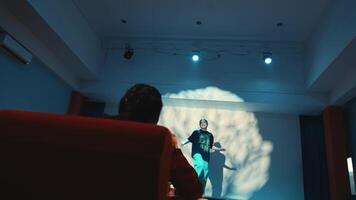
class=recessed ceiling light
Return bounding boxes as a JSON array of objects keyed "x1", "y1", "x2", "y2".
[
  {"x1": 265, "y1": 57, "x2": 272, "y2": 64},
  {"x1": 276, "y1": 22, "x2": 283, "y2": 27},
  {"x1": 192, "y1": 55, "x2": 199, "y2": 62},
  {"x1": 263, "y1": 52, "x2": 272, "y2": 65},
  {"x1": 192, "y1": 51, "x2": 200, "y2": 62}
]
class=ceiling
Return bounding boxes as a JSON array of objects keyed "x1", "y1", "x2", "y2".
[
  {"x1": 73, "y1": 0, "x2": 332, "y2": 41},
  {"x1": 3, "y1": 0, "x2": 356, "y2": 115}
]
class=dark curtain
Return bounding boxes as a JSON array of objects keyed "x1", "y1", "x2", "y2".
[
  {"x1": 299, "y1": 115, "x2": 330, "y2": 200},
  {"x1": 80, "y1": 99, "x2": 105, "y2": 118}
]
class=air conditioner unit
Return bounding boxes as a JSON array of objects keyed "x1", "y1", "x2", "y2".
[{"x1": 0, "y1": 33, "x2": 32, "y2": 64}]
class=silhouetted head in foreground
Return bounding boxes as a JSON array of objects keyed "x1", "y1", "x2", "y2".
[{"x1": 118, "y1": 83, "x2": 163, "y2": 124}]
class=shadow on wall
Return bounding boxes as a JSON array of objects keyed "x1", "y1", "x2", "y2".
[
  {"x1": 158, "y1": 87, "x2": 273, "y2": 199},
  {"x1": 209, "y1": 142, "x2": 237, "y2": 198}
]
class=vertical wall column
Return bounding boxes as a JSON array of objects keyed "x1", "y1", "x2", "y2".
[
  {"x1": 67, "y1": 91, "x2": 85, "y2": 115},
  {"x1": 323, "y1": 106, "x2": 350, "y2": 200},
  {"x1": 67, "y1": 91, "x2": 106, "y2": 117}
]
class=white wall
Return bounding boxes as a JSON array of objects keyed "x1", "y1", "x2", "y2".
[
  {"x1": 160, "y1": 106, "x2": 303, "y2": 200},
  {"x1": 83, "y1": 41, "x2": 304, "y2": 97},
  {"x1": 306, "y1": 0, "x2": 356, "y2": 88},
  {"x1": 0, "y1": 48, "x2": 71, "y2": 113},
  {"x1": 27, "y1": 0, "x2": 105, "y2": 75},
  {"x1": 0, "y1": 2, "x2": 79, "y2": 89},
  {"x1": 250, "y1": 113, "x2": 304, "y2": 200},
  {"x1": 81, "y1": 40, "x2": 327, "y2": 114}
]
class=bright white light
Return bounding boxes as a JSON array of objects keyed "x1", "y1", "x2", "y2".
[
  {"x1": 347, "y1": 157, "x2": 356, "y2": 195},
  {"x1": 163, "y1": 86, "x2": 244, "y2": 102},
  {"x1": 264, "y1": 57, "x2": 272, "y2": 65},
  {"x1": 348, "y1": 157, "x2": 354, "y2": 173},
  {"x1": 192, "y1": 54, "x2": 200, "y2": 62}
]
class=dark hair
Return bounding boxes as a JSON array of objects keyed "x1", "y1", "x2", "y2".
[
  {"x1": 199, "y1": 118, "x2": 208, "y2": 126},
  {"x1": 118, "y1": 84, "x2": 163, "y2": 124}
]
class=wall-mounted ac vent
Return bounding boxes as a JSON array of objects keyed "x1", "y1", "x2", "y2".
[{"x1": 0, "y1": 33, "x2": 33, "y2": 64}]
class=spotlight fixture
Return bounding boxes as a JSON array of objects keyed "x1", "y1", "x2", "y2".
[
  {"x1": 263, "y1": 52, "x2": 272, "y2": 65},
  {"x1": 123, "y1": 45, "x2": 134, "y2": 60},
  {"x1": 192, "y1": 51, "x2": 200, "y2": 62}
]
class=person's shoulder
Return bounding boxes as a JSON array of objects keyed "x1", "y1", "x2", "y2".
[{"x1": 190, "y1": 130, "x2": 200, "y2": 137}]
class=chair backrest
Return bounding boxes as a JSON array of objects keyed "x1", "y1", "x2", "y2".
[{"x1": 0, "y1": 110, "x2": 172, "y2": 200}]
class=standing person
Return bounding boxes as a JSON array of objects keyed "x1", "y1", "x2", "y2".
[
  {"x1": 182, "y1": 119, "x2": 214, "y2": 190},
  {"x1": 114, "y1": 83, "x2": 203, "y2": 200}
]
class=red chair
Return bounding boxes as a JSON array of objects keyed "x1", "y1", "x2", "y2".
[{"x1": 0, "y1": 110, "x2": 172, "y2": 200}]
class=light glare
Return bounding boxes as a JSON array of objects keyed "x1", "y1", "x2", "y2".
[
  {"x1": 264, "y1": 57, "x2": 272, "y2": 64},
  {"x1": 192, "y1": 54, "x2": 199, "y2": 62}
]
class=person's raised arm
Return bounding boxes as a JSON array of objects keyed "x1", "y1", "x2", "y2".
[
  {"x1": 181, "y1": 131, "x2": 196, "y2": 147},
  {"x1": 181, "y1": 138, "x2": 190, "y2": 147}
]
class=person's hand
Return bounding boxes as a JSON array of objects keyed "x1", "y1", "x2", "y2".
[{"x1": 220, "y1": 148, "x2": 226, "y2": 152}]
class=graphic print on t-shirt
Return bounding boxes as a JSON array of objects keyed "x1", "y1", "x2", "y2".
[{"x1": 199, "y1": 133, "x2": 211, "y2": 153}]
